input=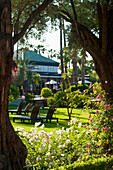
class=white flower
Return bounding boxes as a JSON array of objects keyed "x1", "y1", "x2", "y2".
[
  {"x1": 78, "y1": 133, "x2": 80, "y2": 137},
  {"x1": 40, "y1": 144, "x2": 44, "y2": 151},
  {"x1": 78, "y1": 122, "x2": 82, "y2": 128},
  {"x1": 16, "y1": 127, "x2": 24, "y2": 132},
  {"x1": 61, "y1": 154, "x2": 64, "y2": 156},
  {"x1": 71, "y1": 118, "x2": 78, "y2": 124},
  {"x1": 89, "y1": 129, "x2": 92, "y2": 133},
  {"x1": 30, "y1": 128, "x2": 35, "y2": 132},
  {"x1": 40, "y1": 124, "x2": 45, "y2": 129},
  {"x1": 66, "y1": 139, "x2": 71, "y2": 144},
  {"x1": 15, "y1": 127, "x2": 21, "y2": 131},
  {"x1": 29, "y1": 138, "x2": 33, "y2": 144},
  {"x1": 46, "y1": 152, "x2": 50, "y2": 156},
  {"x1": 35, "y1": 122, "x2": 41, "y2": 128}
]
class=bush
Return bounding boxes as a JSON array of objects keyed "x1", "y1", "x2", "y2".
[
  {"x1": 70, "y1": 85, "x2": 77, "y2": 92},
  {"x1": 70, "y1": 84, "x2": 89, "y2": 92},
  {"x1": 25, "y1": 93, "x2": 35, "y2": 104},
  {"x1": 9, "y1": 84, "x2": 20, "y2": 103},
  {"x1": 47, "y1": 97, "x2": 56, "y2": 106},
  {"x1": 77, "y1": 84, "x2": 89, "y2": 92},
  {"x1": 40, "y1": 87, "x2": 53, "y2": 98},
  {"x1": 17, "y1": 83, "x2": 113, "y2": 169},
  {"x1": 18, "y1": 116, "x2": 113, "y2": 169},
  {"x1": 58, "y1": 156, "x2": 113, "y2": 170},
  {"x1": 54, "y1": 91, "x2": 66, "y2": 107}
]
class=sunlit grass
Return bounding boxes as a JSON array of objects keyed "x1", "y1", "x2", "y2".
[{"x1": 9, "y1": 106, "x2": 92, "y2": 133}]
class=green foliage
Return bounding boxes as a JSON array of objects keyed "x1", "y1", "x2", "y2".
[
  {"x1": 14, "y1": 83, "x2": 113, "y2": 169},
  {"x1": 25, "y1": 93, "x2": 35, "y2": 104},
  {"x1": 47, "y1": 97, "x2": 56, "y2": 106},
  {"x1": 9, "y1": 85, "x2": 20, "y2": 103},
  {"x1": 59, "y1": 156, "x2": 113, "y2": 170},
  {"x1": 70, "y1": 84, "x2": 89, "y2": 92},
  {"x1": 77, "y1": 84, "x2": 89, "y2": 92},
  {"x1": 40, "y1": 87, "x2": 53, "y2": 98},
  {"x1": 54, "y1": 91, "x2": 66, "y2": 107},
  {"x1": 12, "y1": 55, "x2": 33, "y2": 87},
  {"x1": 31, "y1": 73, "x2": 40, "y2": 88},
  {"x1": 70, "y1": 85, "x2": 77, "y2": 92}
]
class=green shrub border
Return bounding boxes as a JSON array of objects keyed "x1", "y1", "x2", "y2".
[
  {"x1": 23, "y1": 156, "x2": 113, "y2": 170},
  {"x1": 58, "y1": 156, "x2": 113, "y2": 170}
]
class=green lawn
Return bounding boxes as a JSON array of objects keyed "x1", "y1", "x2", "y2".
[{"x1": 9, "y1": 106, "x2": 90, "y2": 132}]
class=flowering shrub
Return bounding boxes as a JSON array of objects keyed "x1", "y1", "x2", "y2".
[
  {"x1": 17, "y1": 114, "x2": 113, "y2": 169},
  {"x1": 16, "y1": 83, "x2": 113, "y2": 169}
]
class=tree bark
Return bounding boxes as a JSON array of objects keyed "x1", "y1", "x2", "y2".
[
  {"x1": 0, "y1": 1, "x2": 27, "y2": 169},
  {"x1": 81, "y1": 52, "x2": 85, "y2": 85},
  {"x1": 60, "y1": 17, "x2": 65, "y2": 91},
  {"x1": 72, "y1": 51, "x2": 78, "y2": 86},
  {"x1": 71, "y1": 6, "x2": 113, "y2": 101}
]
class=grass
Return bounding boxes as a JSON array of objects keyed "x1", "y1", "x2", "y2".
[{"x1": 9, "y1": 105, "x2": 91, "y2": 133}]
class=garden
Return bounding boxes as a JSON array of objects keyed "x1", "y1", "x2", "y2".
[{"x1": 9, "y1": 83, "x2": 113, "y2": 169}]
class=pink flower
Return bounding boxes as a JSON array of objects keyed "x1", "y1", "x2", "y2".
[
  {"x1": 97, "y1": 94, "x2": 102, "y2": 99},
  {"x1": 112, "y1": 118, "x2": 113, "y2": 121},
  {"x1": 105, "y1": 105, "x2": 108, "y2": 110},
  {"x1": 88, "y1": 150, "x2": 91, "y2": 153},
  {"x1": 68, "y1": 122, "x2": 70, "y2": 125},
  {"x1": 105, "y1": 126, "x2": 108, "y2": 131},
  {"x1": 105, "y1": 120, "x2": 107, "y2": 123},
  {"x1": 103, "y1": 102, "x2": 108, "y2": 105},
  {"x1": 102, "y1": 127, "x2": 105, "y2": 131},
  {"x1": 96, "y1": 128, "x2": 98, "y2": 131},
  {"x1": 86, "y1": 143, "x2": 91, "y2": 146},
  {"x1": 109, "y1": 107, "x2": 111, "y2": 110},
  {"x1": 96, "y1": 110, "x2": 99, "y2": 113},
  {"x1": 90, "y1": 119, "x2": 93, "y2": 122},
  {"x1": 84, "y1": 124, "x2": 88, "y2": 128},
  {"x1": 88, "y1": 114, "x2": 91, "y2": 118},
  {"x1": 11, "y1": 77, "x2": 13, "y2": 81},
  {"x1": 90, "y1": 136, "x2": 92, "y2": 139}
]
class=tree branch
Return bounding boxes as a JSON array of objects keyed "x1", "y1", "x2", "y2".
[
  {"x1": 71, "y1": 22, "x2": 101, "y2": 64},
  {"x1": 14, "y1": 1, "x2": 31, "y2": 35},
  {"x1": 13, "y1": 0, "x2": 53, "y2": 45},
  {"x1": 60, "y1": 10, "x2": 74, "y2": 22},
  {"x1": 101, "y1": 3, "x2": 108, "y2": 58},
  {"x1": 70, "y1": 0, "x2": 77, "y2": 22},
  {"x1": 97, "y1": 0, "x2": 102, "y2": 40}
]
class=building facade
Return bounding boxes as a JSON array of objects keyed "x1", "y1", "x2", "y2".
[{"x1": 15, "y1": 50, "x2": 62, "y2": 93}]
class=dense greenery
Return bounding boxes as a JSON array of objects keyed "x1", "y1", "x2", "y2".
[
  {"x1": 12, "y1": 83, "x2": 113, "y2": 169},
  {"x1": 40, "y1": 87, "x2": 53, "y2": 98}
]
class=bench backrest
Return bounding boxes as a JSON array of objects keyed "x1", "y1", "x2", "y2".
[
  {"x1": 30, "y1": 106, "x2": 40, "y2": 119},
  {"x1": 17, "y1": 102, "x2": 24, "y2": 111},
  {"x1": 46, "y1": 107, "x2": 56, "y2": 119},
  {"x1": 24, "y1": 103, "x2": 33, "y2": 111}
]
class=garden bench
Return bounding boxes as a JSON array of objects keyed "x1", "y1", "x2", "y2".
[
  {"x1": 8, "y1": 102, "x2": 24, "y2": 114},
  {"x1": 13, "y1": 105, "x2": 40, "y2": 124},
  {"x1": 37, "y1": 106, "x2": 58, "y2": 123}
]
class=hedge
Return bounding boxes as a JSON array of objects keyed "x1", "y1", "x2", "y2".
[
  {"x1": 23, "y1": 156, "x2": 113, "y2": 170},
  {"x1": 57, "y1": 156, "x2": 113, "y2": 170}
]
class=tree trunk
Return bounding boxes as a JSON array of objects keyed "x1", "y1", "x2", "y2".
[
  {"x1": 60, "y1": 17, "x2": 65, "y2": 91},
  {"x1": 71, "y1": 7, "x2": 113, "y2": 101},
  {"x1": 81, "y1": 53, "x2": 85, "y2": 85},
  {"x1": 63, "y1": 20, "x2": 68, "y2": 74},
  {"x1": 0, "y1": 1, "x2": 27, "y2": 169},
  {"x1": 72, "y1": 51, "x2": 78, "y2": 86}
]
